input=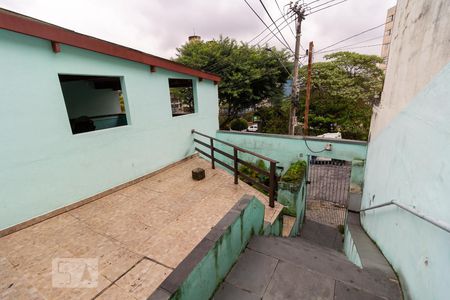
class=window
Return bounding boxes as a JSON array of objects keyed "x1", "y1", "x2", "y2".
[
  {"x1": 168, "y1": 78, "x2": 195, "y2": 117},
  {"x1": 58, "y1": 75, "x2": 128, "y2": 134},
  {"x1": 386, "y1": 29, "x2": 392, "y2": 36}
]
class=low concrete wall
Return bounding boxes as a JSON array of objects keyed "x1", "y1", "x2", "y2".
[
  {"x1": 149, "y1": 195, "x2": 265, "y2": 300},
  {"x1": 277, "y1": 175, "x2": 307, "y2": 237},
  {"x1": 343, "y1": 223, "x2": 363, "y2": 268},
  {"x1": 214, "y1": 131, "x2": 367, "y2": 200},
  {"x1": 215, "y1": 131, "x2": 367, "y2": 172}
]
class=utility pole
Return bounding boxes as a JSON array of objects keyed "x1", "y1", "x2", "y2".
[
  {"x1": 303, "y1": 41, "x2": 314, "y2": 136},
  {"x1": 288, "y1": 2, "x2": 306, "y2": 135}
]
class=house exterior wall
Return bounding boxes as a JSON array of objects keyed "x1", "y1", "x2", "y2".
[
  {"x1": 0, "y1": 29, "x2": 219, "y2": 230},
  {"x1": 362, "y1": 0, "x2": 450, "y2": 299}
]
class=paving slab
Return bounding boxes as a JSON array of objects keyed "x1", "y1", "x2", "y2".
[
  {"x1": 213, "y1": 282, "x2": 260, "y2": 300},
  {"x1": 300, "y1": 219, "x2": 343, "y2": 251},
  {"x1": 247, "y1": 236, "x2": 401, "y2": 299},
  {"x1": 225, "y1": 249, "x2": 278, "y2": 297},
  {"x1": 264, "y1": 260, "x2": 335, "y2": 300},
  {"x1": 334, "y1": 281, "x2": 384, "y2": 300}
]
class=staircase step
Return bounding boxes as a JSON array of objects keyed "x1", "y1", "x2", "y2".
[
  {"x1": 282, "y1": 215, "x2": 296, "y2": 237},
  {"x1": 247, "y1": 236, "x2": 401, "y2": 299},
  {"x1": 300, "y1": 219, "x2": 343, "y2": 251}
]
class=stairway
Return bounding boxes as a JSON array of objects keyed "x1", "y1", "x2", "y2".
[{"x1": 213, "y1": 235, "x2": 402, "y2": 299}]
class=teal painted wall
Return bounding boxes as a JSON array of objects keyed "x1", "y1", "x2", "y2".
[
  {"x1": 277, "y1": 176, "x2": 307, "y2": 236},
  {"x1": 215, "y1": 131, "x2": 367, "y2": 173},
  {"x1": 362, "y1": 63, "x2": 450, "y2": 299},
  {"x1": 0, "y1": 29, "x2": 219, "y2": 230}
]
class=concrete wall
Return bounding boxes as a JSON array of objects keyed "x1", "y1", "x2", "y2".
[
  {"x1": 215, "y1": 131, "x2": 367, "y2": 172},
  {"x1": 370, "y1": 0, "x2": 450, "y2": 138},
  {"x1": 362, "y1": 0, "x2": 450, "y2": 299},
  {"x1": 0, "y1": 29, "x2": 219, "y2": 230}
]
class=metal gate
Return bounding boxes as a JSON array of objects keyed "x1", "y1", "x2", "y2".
[{"x1": 306, "y1": 157, "x2": 351, "y2": 227}]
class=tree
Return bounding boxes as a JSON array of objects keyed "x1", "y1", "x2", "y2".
[
  {"x1": 175, "y1": 37, "x2": 291, "y2": 127},
  {"x1": 298, "y1": 52, "x2": 384, "y2": 140}
]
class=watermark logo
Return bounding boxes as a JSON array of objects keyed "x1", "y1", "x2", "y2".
[{"x1": 52, "y1": 258, "x2": 98, "y2": 288}]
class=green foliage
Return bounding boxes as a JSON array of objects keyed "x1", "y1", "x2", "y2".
[
  {"x1": 281, "y1": 160, "x2": 307, "y2": 183},
  {"x1": 298, "y1": 51, "x2": 384, "y2": 140},
  {"x1": 175, "y1": 37, "x2": 291, "y2": 126},
  {"x1": 256, "y1": 102, "x2": 289, "y2": 134},
  {"x1": 170, "y1": 86, "x2": 194, "y2": 112},
  {"x1": 229, "y1": 118, "x2": 248, "y2": 131},
  {"x1": 239, "y1": 159, "x2": 268, "y2": 194}
]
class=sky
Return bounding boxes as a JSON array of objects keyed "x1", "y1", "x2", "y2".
[{"x1": 0, "y1": 0, "x2": 397, "y2": 62}]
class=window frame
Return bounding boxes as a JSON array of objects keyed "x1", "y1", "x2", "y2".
[
  {"x1": 168, "y1": 78, "x2": 198, "y2": 118},
  {"x1": 58, "y1": 74, "x2": 131, "y2": 135}
]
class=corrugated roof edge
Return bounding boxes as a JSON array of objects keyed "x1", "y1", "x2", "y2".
[{"x1": 0, "y1": 8, "x2": 221, "y2": 83}]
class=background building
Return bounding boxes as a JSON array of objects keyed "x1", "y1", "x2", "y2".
[{"x1": 379, "y1": 5, "x2": 397, "y2": 71}]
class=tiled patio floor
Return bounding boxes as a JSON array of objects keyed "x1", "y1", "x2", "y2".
[{"x1": 0, "y1": 156, "x2": 281, "y2": 300}]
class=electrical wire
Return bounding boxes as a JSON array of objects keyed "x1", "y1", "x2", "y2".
[
  {"x1": 307, "y1": 0, "x2": 348, "y2": 16},
  {"x1": 315, "y1": 22, "x2": 389, "y2": 53},
  {"x1": 259, "y1": 0, "x2": 294, "y2": 53},
  {"x1": 314, "y1": 36, "x2": 384, "y2": 54},
  {"x1": 248, "y1": 12, "x2": 292, "y2": 44},
  {"x1": 242, "y1": 0, "x2": 293, "y2": 53},
  {"x1": 257, "y1": 12, "x2": 295, "y2": 45},
  {"x1": 317, "y1": 43, "x2": 387, "y2": 54},
  {"x1": 308, "y1": 0, "x2": 339, "y2": 11},
  {"x1": 275, "y1": 0, "x2": 296, "y2": 38},
  {"x1": 303, "y1": 138, "x2": 327, "y2": 153}
]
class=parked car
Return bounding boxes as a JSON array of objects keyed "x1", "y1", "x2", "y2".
[{"x1": 247, "y1": 124, "x2": 258, "y2": 132}]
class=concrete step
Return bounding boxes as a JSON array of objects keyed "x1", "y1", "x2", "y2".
[
  {"x1": 214, "y1": 235, "x2": 401, "y2": 300},
  {"x1": 299, "y1": 218, "x2": 344, "y2": 251},
  {"x1": 282, "y1": 215, "x2": 296, "y2": 237}
]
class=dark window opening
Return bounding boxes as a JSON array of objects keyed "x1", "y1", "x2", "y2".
[
  {"x1": 169, "y1": 78, "x2": 195, "y2": 117},
  {"x1": 58, "y1": 75, "x2": 128, "y2": 134}
]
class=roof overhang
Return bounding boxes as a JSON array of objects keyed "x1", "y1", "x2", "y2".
[{"x1": 0, "y1": 9, "x2": 221, "y2": 83}]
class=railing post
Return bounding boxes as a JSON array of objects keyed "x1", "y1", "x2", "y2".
[
  {"x1": 233, "y1": 148, "x2": 238, "y2": 184},
  {"x1": 210, "y1": 138, "x2": 215, "y2": 169},
  {"x1": 269, "y1": 162, "x2": 276, "y2": 208}
]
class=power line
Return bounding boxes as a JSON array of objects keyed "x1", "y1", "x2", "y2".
[
  {"x1": 307, "y1": 0, "x2": 348, "y2": 16},
  {"x1": 259, "y1": 0, "x2": 294, "y2": 53},
  {"x1": 314, "y1": 35, "x2": 384, "y2": 54},
  {"x1": 257, "y1": 12, "x2": 295, "y2": 45},
  {"x1": 248, "y1": 12, "x2": 292, "y2": 44},
  {"x1": 316, "y1": 22, "x2": 389, "y2": 53},
  {"x1": 305, "y1": 0, "x2": 324, "y2": 6},
  {"x1": 308, "y1": 0, "x2": 339, "y2": 11},
  {"x1": 275, "y1": 0, "x2": 296, "y2": 38},
  {"x1": 242, "y1": 0, "x2": 293, "y2": 52},
  {"x1": 317, "y1": 43, "x2": 387, "y2": 54}
]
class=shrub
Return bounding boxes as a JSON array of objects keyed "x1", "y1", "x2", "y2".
[
  {"x1": 281, "y1": 160, "x2": 307, "y2": 183},
  {"x1": 230, "y1": 118, "x2": 248, "y2": 131},
  {"x1": 239, "y1": 159, "x2": 268, "y2": 194}
]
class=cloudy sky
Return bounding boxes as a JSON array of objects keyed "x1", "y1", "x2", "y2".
[{"x1": 0, "y1": 0, "x2": 396, "y2": 62}]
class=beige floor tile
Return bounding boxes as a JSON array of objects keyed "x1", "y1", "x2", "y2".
[
  {"x1": 96, "y1": 283, "x2": 136, "y2": 300},
  {"x1": 115, "y1": 259, "x2": 172, "y2": 300}
]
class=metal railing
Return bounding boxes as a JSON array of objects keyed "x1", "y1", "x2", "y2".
[
  {"x1": 351, "y1": 200, "x2": 450, "y2": 234},
  {"x1": 192, "y1": 130, "x2": 278, "y2": 207}
]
